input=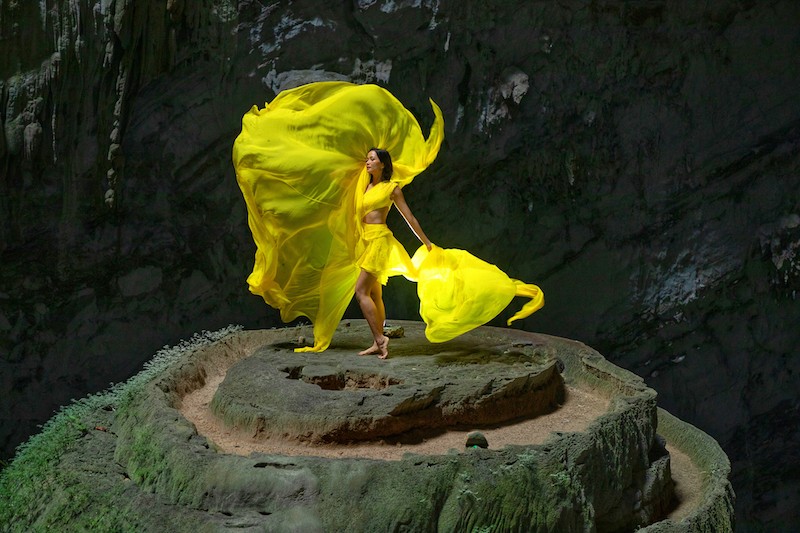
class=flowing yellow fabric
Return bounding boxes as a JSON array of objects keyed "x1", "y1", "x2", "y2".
[
  {"x1": 233, "y1": 82, "x2": 443, "y2": 351},
  {"x1": 232, "y1": 81, "x2": 543, "y2": 351},
  {"x1": 409, "y1": 246, "x2": 544, "y2": 342},
  {"x1": 356, "y1": 223, "x2": 415, "y2": 285}
]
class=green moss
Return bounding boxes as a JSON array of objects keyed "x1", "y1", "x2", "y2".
[
  {"x1": 27, "y1": 481, "x2": 140, "y2": 533},
  {"x1": 0, "y1": 395, "x2": 143, "y2": 532},
  {"x1": 0, "y1": 325, "x2": 733, "y2": 532},
  {"x1": 125, "y1": 425, "x2": 170, "y2": 487},
  {"x1": 0, "y1": 397, "x2": 102, "y2": 523},
  {"x1": 0, "y1": 326, "x2": 243, "y2": 531}
]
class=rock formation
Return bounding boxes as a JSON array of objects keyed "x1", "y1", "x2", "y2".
[
  {"x1": 1, "y1": 1, "x2": 798, "y2": 529},
  {"x1": 0, "y1": 323, "x2": 734, "y2": 531}
]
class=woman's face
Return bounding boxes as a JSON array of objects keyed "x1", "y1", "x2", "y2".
[{"x1": 366, "y1": 150, "x2": 383, "y2": 175}]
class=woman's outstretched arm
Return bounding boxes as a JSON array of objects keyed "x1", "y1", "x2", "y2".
[{"x1": 391, "y1": 186, "x2": 433, "y2": 250}]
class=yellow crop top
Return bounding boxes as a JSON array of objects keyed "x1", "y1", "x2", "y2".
[{"x1": 362, "y1": 181, "x2": 397, "y2": 214}]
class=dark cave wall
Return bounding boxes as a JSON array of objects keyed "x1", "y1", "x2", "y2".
[{"x1": 1, "y1": 1, "x2": 799, "y2": 530}]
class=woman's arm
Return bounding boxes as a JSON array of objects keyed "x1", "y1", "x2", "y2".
[{"x1": 391, "y1": 186, "x2": 433, "y2": 251}]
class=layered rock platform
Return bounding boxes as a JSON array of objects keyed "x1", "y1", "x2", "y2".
[
  {"x1": 0, "y1": 323, "x2": 733, "y2": 532},
  {"x1": 208, "y1": 326, "x2": 563, "y2": 444}
]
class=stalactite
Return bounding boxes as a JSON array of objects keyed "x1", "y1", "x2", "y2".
[
  {"x1": 51, "y1": 101, "x2": 57, "y2": 163},
  {"x1": 22, "y1": 121, "x2": 41, "y2": 160}
]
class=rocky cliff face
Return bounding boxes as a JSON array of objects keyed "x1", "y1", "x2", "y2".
[{"x1": 1, "y1": 1, "x2": 798, "y2": 529}]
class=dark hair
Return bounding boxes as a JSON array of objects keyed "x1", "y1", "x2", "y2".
[{"x1": 369, "y1": 147, "x2": 393, "y2": 181}]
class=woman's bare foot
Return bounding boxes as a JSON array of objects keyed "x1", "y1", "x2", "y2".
[
  {"x1": 358, "y1": 342, "x2": 380, "y2": 356},
  {"x1": 359, "y1": 335, "x2": 389, "y2": 358},
  {"x1": 377, "y1": 335, "x2": 389, "y2": 360}
]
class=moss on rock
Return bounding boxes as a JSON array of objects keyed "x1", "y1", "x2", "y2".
[{"x1": 0, "y1": 323, "x2": 734, "y2": 532}]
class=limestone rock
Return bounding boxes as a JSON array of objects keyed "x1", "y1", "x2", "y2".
[
  {"x1": 210, "y1": 327, "x2": 562, "y2": 443},
  {"x1": 0, "y1": 323, "x2": 734, "y2": 532},
  {"x1": 465, "y1": 431, "x2": 488, "y2": 449},
  {"x1": 384, "y1": 324, "x2": 405, "y2": 338}
]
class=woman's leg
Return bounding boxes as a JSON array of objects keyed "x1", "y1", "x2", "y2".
[
  {"x1": 372, "y1": 279, "x2": 385, "y2": 331},
  {"x1": 355, "y1": 269, "x2": 389, "y2": 358}
]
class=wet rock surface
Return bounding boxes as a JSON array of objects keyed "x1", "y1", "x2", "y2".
[{"x1": 1, "y1": 1, "x2": 798, "y2": 529}]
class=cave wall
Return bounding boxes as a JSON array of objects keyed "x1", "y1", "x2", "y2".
[{"x1": 1, "y1": 1, "x2": 798, "y2": 529}]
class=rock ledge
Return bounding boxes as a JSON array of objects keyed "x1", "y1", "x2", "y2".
[{"x1": 210, "y1": 327, "x2": 562, "y2": 443}]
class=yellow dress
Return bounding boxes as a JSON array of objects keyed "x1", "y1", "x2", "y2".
[
  {"x1": 356, "y1": 181, "x2": 415, "y2": 285},
  {"x1": 232, "y1": 81, "x2": 543, "y2": 351}
]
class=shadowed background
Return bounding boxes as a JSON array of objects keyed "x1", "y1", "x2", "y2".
[{"x1": 1, "y1": 1, "x2": 798, "y2": 530}]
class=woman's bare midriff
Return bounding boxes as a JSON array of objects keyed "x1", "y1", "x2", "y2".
[{"x1": 362, "y1": 207, "x2": 390, "y2": 224}]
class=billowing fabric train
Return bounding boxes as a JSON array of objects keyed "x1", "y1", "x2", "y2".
[{"x1": 233, "y1": 81, "x2": 543, "y2": 352}]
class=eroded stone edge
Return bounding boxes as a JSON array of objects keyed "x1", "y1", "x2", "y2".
[{"x1": 110, "y1": 323, "x2": 713, "y2": 531}]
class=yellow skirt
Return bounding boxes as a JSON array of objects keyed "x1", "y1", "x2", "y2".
[{"x1": 356, "y1": 224, "x2": 414, "y2": 285}]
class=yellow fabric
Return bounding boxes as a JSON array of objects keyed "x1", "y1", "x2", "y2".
[
  {"x1": 409, "y1": 246, "x2": 545, "y2": 342},
  {"x1": 356, "y1": 223, "x2": 414, "y2": 285},
  {"x1": 233, "y1": 81, "x2": 443, "y2": 352},
  {"x1": 232, "y1": 81, "x2": 543, "y2": 352},
  {"x1": 362, "y1": 181, "x2": 397, "y2": 214}
]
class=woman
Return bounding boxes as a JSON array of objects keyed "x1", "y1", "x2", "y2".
[
  {"x1": 233, "y1": 81, "x2": 543, "y2": 356},
  {"x1": 355, "y1": 148, "x2": 432, "y2": 359}
]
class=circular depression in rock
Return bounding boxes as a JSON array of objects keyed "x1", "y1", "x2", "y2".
[
  {"x1": 281, "y1": 366, "x2": 403, "y2": 390},
  {"x1": 209, "y1": 341, "x2": 564, "y2": 443}
]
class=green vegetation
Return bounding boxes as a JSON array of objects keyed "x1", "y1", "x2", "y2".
[
  {"x1": 0, "y1": 392, "x2": 107, "y2": 524},
  {"x1": 0, "y1": 325, "x2": 734, "y2": 532},
  {"x1": 0, "y1": 326, "x2": 242, "y2": 532}
]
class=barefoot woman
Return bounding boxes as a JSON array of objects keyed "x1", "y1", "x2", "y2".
[
  {"x1": 233, "y1": 82, "x2": 543, "y2": 355},
  {"x1": 355, "y1": 148, "x2": 432, "y2": 359}
]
